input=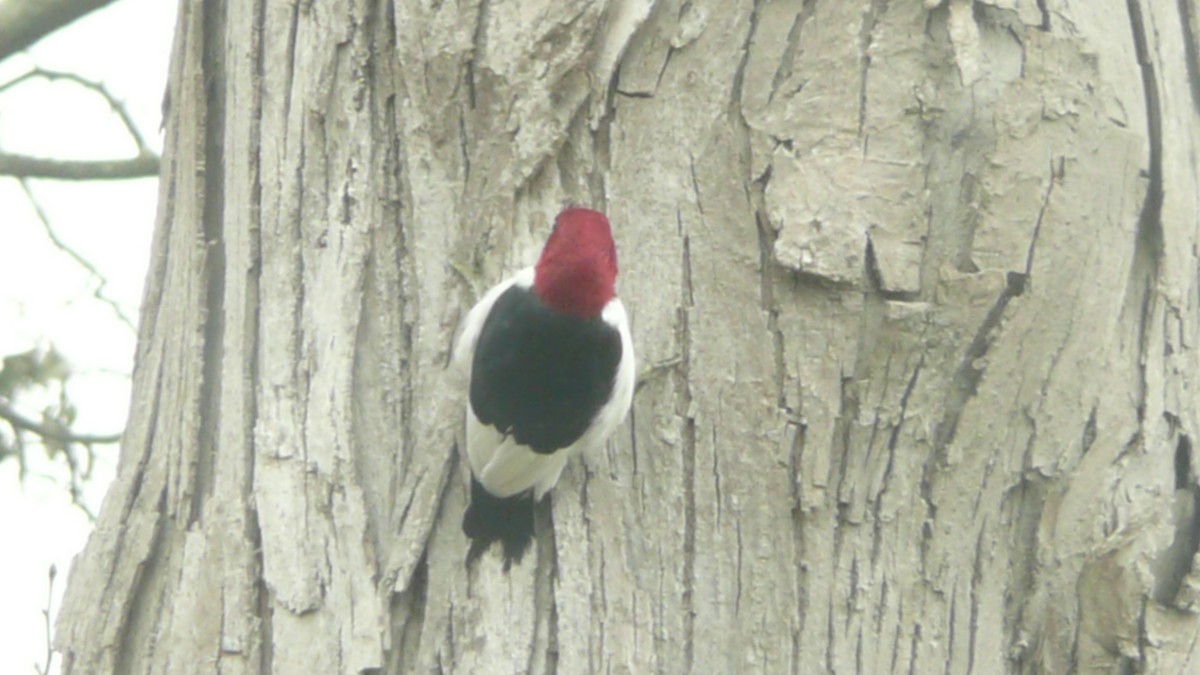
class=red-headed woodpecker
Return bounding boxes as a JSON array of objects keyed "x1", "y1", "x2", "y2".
[{"x1": 453, "y1": 207, "x2": 635, "y2": 568}]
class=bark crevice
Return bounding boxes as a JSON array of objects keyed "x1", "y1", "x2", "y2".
[
  {"x1": 1035, "y1": 0, "x2": 1050, "y2": 31},
  {"x1": 1125, "y1": 0, "x2": 1165, "y2": 255},
  {"x1": 1124, "y1": 0, "x2": 1164, "y2": 427},
  {"x1": 1152, "y1": 436, "x2": 1200, "y2": 605},
  {"x1": 873, "y1": 354, "x2": 922, "y2": 563},
  {"x1": 1022, "y1": 157, "x2": 1060, "y2": 281},
  {"x1": 678, "y1": 225, "x2": 697, "y2": 674},
  {"x1": 968, "y1": 524, "x2": 986, "y2": 673},
  {"x1": 113, "y1": 488, "x2": 169, "y2": 674},
  {"x1": 193, "y1": 0, "x2": 229, "y2": 528},
  {"x1": 768, "y1": 0, "x2": 816, "y2": 104},
  {"x1": 857, "y1": 0, "x2": 889, "y2": 137},
  {"x1": 933, "y1": 270, "x2": 1026, "y2": 455},
  {"x1": 1177, "y1": 0, "x2": 1200, "y2": 114}
]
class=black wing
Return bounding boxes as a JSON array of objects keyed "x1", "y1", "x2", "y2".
[{"x1": 469, "y1": 286, "x2": 623, "y2": 454}]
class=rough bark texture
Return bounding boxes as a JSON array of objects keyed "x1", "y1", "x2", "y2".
[{"x1": 56, "y1": 0, "x2": 1200, "y2": 673}]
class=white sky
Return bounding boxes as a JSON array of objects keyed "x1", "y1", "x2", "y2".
[{"x1": 0, "y1": 1, "x2": 176, "y2": 672}]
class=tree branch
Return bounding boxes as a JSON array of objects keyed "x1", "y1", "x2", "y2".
[
  {"x1": 0, "y1": 0, "x2": 121, "y2": 63},
  {"x1": 0, "y1": 399, "x2": 122, "y2": 445},
  {"x1": 0, "y1": 67, "x2": 155, "y2": 153},
  {"x1": 18, "y1": 179, "x2": 138, "y2": 330},
  {"x1": 0, "y1": 67, "x2": 161, "y2": 179},
  {"x1": 34, "y1": 565, "x2": 56, "y2": 675},
  {"x1": 0, "y1": 153, "x2": 159, "y2": 180}
]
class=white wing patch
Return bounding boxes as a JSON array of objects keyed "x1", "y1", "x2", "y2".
[
  {"x1": 452, "y1": 267, "x2": 535, "y2": 377},
  {"x1": 467, "y1": 411, "x2": 572, "y2": 498}
]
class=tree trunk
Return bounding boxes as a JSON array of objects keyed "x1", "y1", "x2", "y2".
[{"x1": 56, "y1": 0, "x2": 1200, "y2": 672}]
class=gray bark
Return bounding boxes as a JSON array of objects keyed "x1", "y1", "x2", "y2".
[{"x1": 55, "y1": 0, "x2": 1200, "y2": 673}]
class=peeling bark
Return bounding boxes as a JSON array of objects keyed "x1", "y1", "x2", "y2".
[{"x1": 55, "y1": 0, "x2": 1200, "y2": 673}]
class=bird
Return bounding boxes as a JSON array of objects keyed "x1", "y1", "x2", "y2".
[{"x1": 452, "y1": 207, "x2": 635, "y2": 569}]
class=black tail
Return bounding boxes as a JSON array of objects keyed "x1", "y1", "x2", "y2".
[{"x1": 462, "y1": 476, "x2": 535, "y2": 570}]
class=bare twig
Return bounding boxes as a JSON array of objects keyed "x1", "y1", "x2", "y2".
[
  {"x1": 13, "y1": 423, "x2": 27, "y2": 481},
  {"x1": 74, "y1": 365, "x2": 134, "y2": 379},
  {"x1": 17, "y1": 461, "x2": 98, "y2": 520},
  {"x1": 61, "y1": 443, "x2": 97, "y2": 520},
  {"x1": 0, "y1": 0, "x2": 121, "y2": 63},
  {"x1": 17, "y1": 178, "x2": 138, "y2": 331},
  {"x1": 0, "y1": 67, "x2": 153, "y2": 153},
  {"x1": 0, "y1": 153, "x2": 158, "y2": 180},
  {"x1": 34, "y1": 565, "x2": 57, "y2": 675},
  {"x1": 0, "y1": 431, "x2": 14, "y2": 468},
  {"x1": 0, "y1": 398, "x2": 121, "y2": 445},
  {"x1": 2, "y1": 395, "x2": 108, "y2": 521},
  {"x1": 0, "y1": 66, "x2": 160, "y2": 180}
]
